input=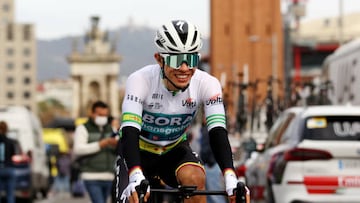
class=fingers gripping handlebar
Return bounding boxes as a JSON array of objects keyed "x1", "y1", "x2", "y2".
[{"x1": 136, "y1": 179, "x2": 149, "y2": 203}]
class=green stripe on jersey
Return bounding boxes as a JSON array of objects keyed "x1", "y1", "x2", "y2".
[{"x1": 206, "y1": 114, "x2": 226, "y2": 127}]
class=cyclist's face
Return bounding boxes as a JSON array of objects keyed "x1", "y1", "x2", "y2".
[{"x1": 164, "y1": 62, "x2": 195, "y2": 90}]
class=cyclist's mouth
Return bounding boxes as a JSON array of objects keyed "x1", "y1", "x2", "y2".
[{"x1": 175, "y1": 74, "x2": 190, "y2": 82}]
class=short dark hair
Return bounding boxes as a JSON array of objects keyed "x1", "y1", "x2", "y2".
[
  {"x1": 0, "y1": 121, "x2": 8, "y2": 135},
  {"x1": 91, "y1": 100, "x2": 109, "y2": 113}
]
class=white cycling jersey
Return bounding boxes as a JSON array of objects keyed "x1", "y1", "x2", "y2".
[{"x1": 120, "y1": 64, "x2": 226, "y2": 154}]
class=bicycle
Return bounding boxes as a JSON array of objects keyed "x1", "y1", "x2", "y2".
[{"x1": 136, "y1": 179, "x2": 247, "y2": 203}]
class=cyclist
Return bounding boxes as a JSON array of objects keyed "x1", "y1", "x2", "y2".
[{"x1": 117, "y1": 20, "x2": 250, "y2": 203}]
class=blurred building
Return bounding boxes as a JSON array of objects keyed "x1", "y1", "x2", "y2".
[
  {"x1": 210, "y1": 0, "x2": 284, "y2": 125},
  {"x1": 293, "y1": 12, "x2": 360, "y2": 83},
  {"x1": 37, "y1": 79, "x2": 73, "y2": 111},
  {"x1": 67, "y1": 16, "x2": 121, "y2": 118},
  {"x1": 0, "y1": 0, "x2": 37, "y2": 111}
]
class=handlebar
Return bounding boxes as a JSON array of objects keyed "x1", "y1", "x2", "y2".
[{"x1": 137, "y1": 179, "x2": 248, "y2": 203}]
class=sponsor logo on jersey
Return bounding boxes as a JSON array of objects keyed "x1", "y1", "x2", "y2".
[
  {"x1": 152, "y1": 93, "x2": 164, "y2": 100},
  {"x1": 182, "y1": 98, "x2": 197, "y2": 108},
  {"x1": 206, "y1": 93, "x2": 223, "y2": 106},
  {"x1": 142, "y1": 111, "x2": 194, "y2": 139},
  {"x1": 147, "y1": 102, "x2": 163, "y2": 110},
  {"x1": 126, "y1": 94, "x2": 143, "y2": 104},
  {"x1": 143, "y1": 113, "x2": 193, "y2": 126}
]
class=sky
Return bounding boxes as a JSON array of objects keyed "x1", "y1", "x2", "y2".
[{"x1": 15, "y1": 0, "x2": 360, "y2": 40}]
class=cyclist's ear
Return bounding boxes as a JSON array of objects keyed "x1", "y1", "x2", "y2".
[{"x1": 154, "y1": 53, "x2": 163, "y2": 65}]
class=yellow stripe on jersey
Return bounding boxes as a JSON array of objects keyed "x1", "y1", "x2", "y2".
[
  {"x1": 122, "y1": 112, "x2": 142, "y2": 125},
  {"x1": 139, "y1": 134, "x2": 187, "y2": 155}
]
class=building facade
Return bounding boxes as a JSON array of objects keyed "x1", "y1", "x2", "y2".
[
  {"x1": 68, "y1": 16, "x2": 121, "y2": 118},
  {"x1": 210, "y1": 0, "x2": 284, "y2": 125},
  {"x1": 0, "y1": 0, "x2": 37, "y2": 111},
  {"x1": 293, "y1": 12, "x2": 360, "y2": 83}
]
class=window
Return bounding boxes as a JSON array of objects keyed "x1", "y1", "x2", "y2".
[
  {"x1": 7, "y1": 92, "x2": 14, "y2": 99},
  {"x1": 2, "y1": 3, "x2": 10, "y2": 12},
  {"x1": 265, "y1": 112, "x2": 296, "y2": 148},
  {"x1": 303, "y1": 116, "x2": 360, "y2": 141},
  {"x1": 23, "y1": 25, "x2": 31, "y2": 41},
  {"x1": 7, "y1": 62, "x2": 14, "y2": 70},
  {"x1": 7, "y1": 24, "x2": 13, "y2": 40},
  {"x1": 7, "y1": 77, "x2": 14, "y2": 84},
  {"x1": 7, "y1": 48, "x2": 14, "y2": 56},
  {"x1": 23, "y1": 77, "x2": 31, "y2": 84},
  {"x1": 23, "y1": 91, "x2": 31, "y2": 99},
  {"x1": 23, "y1": 48, "x2": 31, "y2": 56},
  {"x1": 23, "y1": 63, "x2": 31, "y2": 70}
]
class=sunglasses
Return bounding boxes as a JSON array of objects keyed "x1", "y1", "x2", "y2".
[{"x1": 161, "y1": 53, "x2": 200, "y2": 69}]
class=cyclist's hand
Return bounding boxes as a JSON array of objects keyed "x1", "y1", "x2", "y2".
[
  {"x1": 224, "y1": 169, "x2": 238, "y2": 196},
  {"x1": 224, "y1": 170, "x2": 250, "y2": 203},
  {"x1": 120, "y1": 168, "x2": 150, "y2": 203}
]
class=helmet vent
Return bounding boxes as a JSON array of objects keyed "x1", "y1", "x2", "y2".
[
  {"x1": 191, "y1": 31, "x2": 198, "y2": 46},
  {"x1": 179, "y1": 33, "x2": 187, "y2": 45},
  {"x1": 155, "y1": 40, "x2": 164, "y2": 49},
  {"x1": 166, "y1": 46, "x2": 178, "y2": 52},
  {"x1": 165, "y1": 31, "x2": 177, "y2": 47},
  {"x1": 189, "y1": 46, "x2": 198, "y2": 52}
]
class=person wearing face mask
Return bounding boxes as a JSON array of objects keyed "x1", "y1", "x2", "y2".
[{"x1": 73, "y1": 100, "x2": 118, "y2": 203}]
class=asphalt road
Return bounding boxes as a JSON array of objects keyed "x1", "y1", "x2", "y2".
[{"x1": 35, "y1": 193, "x2": 93, "y2": 203}]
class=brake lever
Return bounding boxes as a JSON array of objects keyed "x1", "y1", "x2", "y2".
[
  {"x1": 234, "y1": 182, "x2": 246, "y2": 203},
  {"x1": 136, "y1": 179, "x2": 149, "y2": 203}
]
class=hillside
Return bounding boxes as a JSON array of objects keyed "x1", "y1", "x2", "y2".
[{"x1": 37, "y1": 25, "x2": 209, "y2": 82}]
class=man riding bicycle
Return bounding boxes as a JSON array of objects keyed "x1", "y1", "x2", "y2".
[{"x1": 117, "y1": 19, "x2": 250, "y2": 203}]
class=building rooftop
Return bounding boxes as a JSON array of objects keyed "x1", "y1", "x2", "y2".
[{"x1": 297, "y1": 12, "x2": 360, "y2": 44}]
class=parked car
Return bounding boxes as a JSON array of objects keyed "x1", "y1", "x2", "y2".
[
  {"x1": 11, "y1": 139, "x2": 32, "y2": 202},
  {"x1": 0, "y1": 105, "x2": 50, "y2": 200},
  {"x1": 244, "y1": 105, "x2": 360, "y2": 203}
]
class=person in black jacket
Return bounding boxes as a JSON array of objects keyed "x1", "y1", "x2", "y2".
[
  {"x1": 0, "y1": 121, "x2": 17, "y2": 203},
  {"x1": 200, "y1": 120, "x2": 227, "y2": 203}
]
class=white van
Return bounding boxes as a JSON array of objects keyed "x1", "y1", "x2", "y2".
[{"x1": 0, "y1": 105, "x2": 50, "y2": 199}]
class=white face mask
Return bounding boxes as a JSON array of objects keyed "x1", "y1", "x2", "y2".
[{"x1": 94, "y1": 116, "x2": 108, "y2": 127}]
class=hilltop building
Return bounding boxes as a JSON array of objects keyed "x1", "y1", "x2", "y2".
[
  {"x1": 67, "y1": 16, "x2": 121, "y2": 118},
  {"x1": 0, "y1": 0, "x2": 37, "y2": 111}
]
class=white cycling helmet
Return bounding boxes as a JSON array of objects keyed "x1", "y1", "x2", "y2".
[{"x1": 155, "y1": 20, "x2": 202, "y2": 54}]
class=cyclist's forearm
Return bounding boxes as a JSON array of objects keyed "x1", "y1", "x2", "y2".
[
  {"x1": 208, "y1": 126, "x2": 235, "y2": 172},
  {"x1": 121, "y1": 126, "x2": 141, "y2": 171}
]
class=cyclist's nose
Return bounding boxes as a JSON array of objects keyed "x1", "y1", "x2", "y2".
[{"x1": 178, "y1": 62, "x2": 190, "y2": 70}]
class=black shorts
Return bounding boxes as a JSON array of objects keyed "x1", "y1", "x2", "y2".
[{"x1": 140, "y1": 141, "x2": 203, "y2": 188}]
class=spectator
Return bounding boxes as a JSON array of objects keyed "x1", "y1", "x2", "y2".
[
  {"x1": 73, "y1": 101, "x2": 118, "y2": 203},
  {"x1": 50, "y1": 153, "x2": 71, "y2": 197},
  {"x1": 0, "y1": 121, "x2": 17, "y2": 203}
]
